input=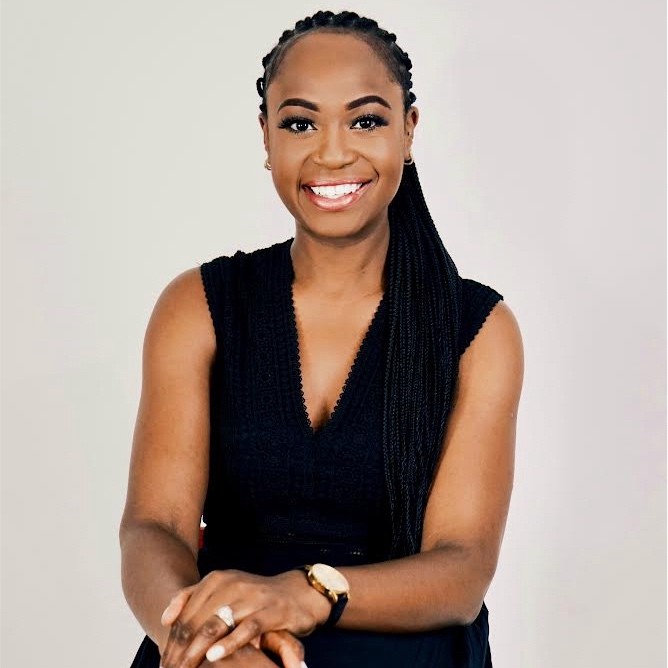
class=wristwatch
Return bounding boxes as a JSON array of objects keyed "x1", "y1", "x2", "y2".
[{"x1": 299, "y1": 563, "x2": 350, "y2": 627}]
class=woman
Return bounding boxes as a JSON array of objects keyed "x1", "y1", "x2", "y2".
[{"x1": 121, "y1": 10, "x2": 524, "y2": 668}]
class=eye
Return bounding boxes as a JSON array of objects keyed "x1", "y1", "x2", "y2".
[
  {"x1": 277, "y1": 116, "x2": 315, "y2": 134},
  {"x1": 277, "y1": 113, "x2": 389, "y2": 134},
  {"x1": 350, "y1": 114, "x2": 388, "y2": 132}
]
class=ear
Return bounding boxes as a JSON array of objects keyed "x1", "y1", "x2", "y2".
[
  {"x1": 404, "y1": 106, "x2": 419, "y2": 160},
  {"x1": 258, "y1": 113, "x2": 269, "y2": 154}
]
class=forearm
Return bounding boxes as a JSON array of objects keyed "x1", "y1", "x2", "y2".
[
  {"x1": 337, "y1": 545, "x2": 488, "y2": 632},
  {"x1": 289, "y1": 544, "x2": 489, "y2": 634},
  {"x1": 119, "y1": 520, "x2": 201, "y2": 654}
]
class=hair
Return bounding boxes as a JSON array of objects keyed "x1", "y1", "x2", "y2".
[{"x1": 256, "y1": 10, "x2": 462, "y2": 559}]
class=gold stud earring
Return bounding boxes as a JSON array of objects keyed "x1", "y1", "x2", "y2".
[{"x1": 264, "y1": 158, "x2": 271, "y2": 171}]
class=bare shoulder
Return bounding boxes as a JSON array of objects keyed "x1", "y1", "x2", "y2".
[
  {"x1": 144, "y1": 265, "x2": 216, "y2": 365},
  {"x1": 457, "y1": 300, "x2": 524, "y2": 410}
]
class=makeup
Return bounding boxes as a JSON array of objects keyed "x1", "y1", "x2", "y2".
[{"x1": 302, "y1": 180, "x2": 373, "y2": 211}]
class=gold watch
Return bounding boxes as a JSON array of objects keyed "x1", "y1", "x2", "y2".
[{"x1": 299, "y1": 563, "x2": 350, "y2": 627}]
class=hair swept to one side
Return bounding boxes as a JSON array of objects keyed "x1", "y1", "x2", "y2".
[{"x1": 256, "y1": 10, "x2": 462, "y2": 559}]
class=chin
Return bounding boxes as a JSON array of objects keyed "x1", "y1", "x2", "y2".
[{"x1": 296, "y1": 214, "x2": 384, "y2": 244}]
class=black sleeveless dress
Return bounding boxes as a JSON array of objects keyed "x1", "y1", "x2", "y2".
[{"x1": 130, "y1": 236, "x2": 503, "y2": 668}]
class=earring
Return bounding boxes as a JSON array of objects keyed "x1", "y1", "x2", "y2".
[
  {"x1": 404, "y1": 152, "x2": 414, "y2": 166},
  {"x1": 264, "y1": 158, "x2": 271, "y2": 171}
]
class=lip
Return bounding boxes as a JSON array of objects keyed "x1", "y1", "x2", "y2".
[
  {"x1": 302, "y1": 179, "x2": 374, "y2": 212},
  {"x1": 303, "y1": 178, "x2": 371, "y2": 187}
]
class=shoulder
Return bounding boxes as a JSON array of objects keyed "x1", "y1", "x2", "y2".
[
  {"x1": 199, "y1": 238, "x2": 288, "y2": 295},
  {"x1": 141, "y1": 238, "x2": 286, "y2": 375},
  {"x1": 197, "y1": 237, "x2": 289, "y2": 344},
  {"x1": 143, "y1": 265, "x2": 216, "y2": 367},
  {"x1": 456, "y1": 280, "x2": 524, "y2": 411},
  {"x1": 460, "y1": 277, "x2": 504, "y2": 310},
  {"x1": 458, "y1": 277, "x2": 505, "y2": 356}
]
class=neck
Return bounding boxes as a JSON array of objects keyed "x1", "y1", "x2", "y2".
[{"x1": 289, "y1": 222, "x2": 390, "y2": 302}]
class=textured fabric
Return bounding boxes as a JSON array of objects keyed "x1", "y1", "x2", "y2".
[{"x1": 130, "y1": 236, "x2": 503, "y2": 668}]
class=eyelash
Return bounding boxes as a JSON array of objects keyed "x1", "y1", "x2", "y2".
[{"x1": 277, "y1": 114, "x2": 388, "y2": 134}]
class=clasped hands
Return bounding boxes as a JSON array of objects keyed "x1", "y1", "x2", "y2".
[{"x1": 158, "y1": 568, "x2": 332, "y2": 668}]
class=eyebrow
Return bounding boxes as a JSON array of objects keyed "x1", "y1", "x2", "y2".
[{"x1": 277, "y1": 95, "x2": 392, "y2": 113}]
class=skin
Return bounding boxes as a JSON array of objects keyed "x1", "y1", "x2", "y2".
[
  {"x1": 119, "y1": 29, "x2": 524, "y2": 668},
  {"x1": 259, "y1": 30, "x2": 417, "y2": 432}
]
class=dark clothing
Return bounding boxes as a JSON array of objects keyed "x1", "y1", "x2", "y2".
[{"x1": 130, "y1": 237, "x2": 503, "y2": 667}]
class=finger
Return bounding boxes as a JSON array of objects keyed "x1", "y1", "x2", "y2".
[
  {"x1": 261, "y1": 630, "x2": 306, "y2": 668},
  {"x1": 205, "y1": 610, "x2": 270, "y2": 663},
  {"x1": 161, "y1": 617, "x2": 198, "y2": 668},
  {"x1": 160, "y1": 584, "x2": 200, "y2": 667},
  {"x1": 162, "y1": 575, "x2": 228, "y2": 667},
  {"x1": 204, "y1": 643, "x2": 284, "y2": 668},
  {"x1": 161, "y1": 586, "x2": 197, "y2": 626},
  {"x1": 162, "y1": 613, "x2": 229, "y2": 668},
  {"x1": 168, "y1": 612, "x2": 234, "y2": 668},
  {"x1": 160, "y1": 587, "x2": 200, "y2": 667}
]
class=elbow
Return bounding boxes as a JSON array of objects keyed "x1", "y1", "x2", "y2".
[
  {"x1": 458, "y1": 581, "x2": 490, "y2": 626},
  {"x1": 427, "y1": 540, "x2": 498, "y2": 627},
  {"x1": 118, "y1": 509, "x2": 140, "y2": 544},
  {"x1": 460, "y1": 598, "x2": 485, "y2": 626},
  {"x1": 460, "y1": 564, "x2": 496, "y2": 625},
  {"x1": 454, "y1": 548, "x2": 497, "y2": 625},
  {"x1": 118, "y1": 516, "x2": 140, "y2": 548}
]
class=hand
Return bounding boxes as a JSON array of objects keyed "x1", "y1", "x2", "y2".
[
  {"x1": 196, "y1": 642, "x2": 283, "y2": 667},
  {"x1": 158, "y1": 619, "x2": 291, "y2": 665},
  {"x1": 159, "y1": 569, "x2": 331, "y2": 668}
]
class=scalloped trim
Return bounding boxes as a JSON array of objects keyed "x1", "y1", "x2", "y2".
[
  {"x1": 199, "y1": 262, "x2": 219, "y2": 348},
  {"x1": 460, "y1": 297, "x2": 503, "y2": 355},
  {"x1": 288, "y1": 284, "x2": 387, "y2": 437}
]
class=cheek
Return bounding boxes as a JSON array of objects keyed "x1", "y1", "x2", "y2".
[
  {"x1": 270, "y1": 156, "x2": 302, "y2": 193},
  {"x1": 371, "y1": 144, "x2": 404, "y2": 183},
  {"x1": 272, "y1": 143, "x2": 305, "y2": 181},
  {"x1": 365, "y1": 135, "x2": 404, "y2": 171}
]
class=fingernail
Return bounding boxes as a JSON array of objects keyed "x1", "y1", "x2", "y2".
[
  {"x1": 206, "y1": 645, "x2": 226, "y2": 661},
  {"x1": 300, "y1": 662, "x2": 309, "y2": 668}
]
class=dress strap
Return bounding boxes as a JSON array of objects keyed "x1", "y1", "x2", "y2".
[{"x1": 458, "y1": 278, "x2": 504, "y2": 355}]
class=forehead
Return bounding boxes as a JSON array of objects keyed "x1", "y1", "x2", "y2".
[{"x1": 267, "y1": 31, "x2": 401, "y2": 111}]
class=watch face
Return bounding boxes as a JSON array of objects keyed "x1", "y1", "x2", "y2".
[{"x1": 312, "y1": 563, "x2": 350, "y2": 594}]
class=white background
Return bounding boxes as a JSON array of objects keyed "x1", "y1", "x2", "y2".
[{"x1": 2, "y1": 1, "x2": 665, "y2": 666}]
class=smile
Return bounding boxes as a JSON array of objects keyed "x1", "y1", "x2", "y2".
[
  {"x1": 309, "y1": 182, "x2": 364, "y2": 198},
  {"x1": 302, "y1": 180, "x2": 373, "y2": 211}
]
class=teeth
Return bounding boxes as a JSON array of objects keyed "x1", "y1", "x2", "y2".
[{"x1": 309, "y1": 182, "x2": 364, "y2": 198}]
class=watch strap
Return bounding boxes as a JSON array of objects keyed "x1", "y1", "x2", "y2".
[{"x1": 324, "y1": 590, "x2": 348, "y2": 627}]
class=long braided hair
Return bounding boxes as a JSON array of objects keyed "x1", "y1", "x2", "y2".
[{"x1": 256, "y1": 10, "x2": 462, "y2": 559}]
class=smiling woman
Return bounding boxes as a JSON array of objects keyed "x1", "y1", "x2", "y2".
[
  {"x1": 258, "y1": 30, "x2": 414, "y2": 240},
  {"x1": 121, "y1": 9, "x2": 523, "y2": 668}
]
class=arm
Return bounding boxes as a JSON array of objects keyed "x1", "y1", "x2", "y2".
[
  {"x1": 120, "y1": 267, "x2": 316, "y2": 668},
  {"x1": 119, "y1": 266, "x2": 214, "y2": 654},
  {"x1": 288, "y1": 300, "x2": 524, "y2": 632},
  {"x1": 149, "y1": 301, "x2": 523, "y2": 663}
]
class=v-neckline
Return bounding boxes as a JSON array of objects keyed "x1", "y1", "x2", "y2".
[{"x1": 283, "y1": 240, "x2": 387, "y2": 440}]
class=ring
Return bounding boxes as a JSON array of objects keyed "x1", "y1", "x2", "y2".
[{"x1": 214, "y1": 604, "x2": 236, "y2": 630}]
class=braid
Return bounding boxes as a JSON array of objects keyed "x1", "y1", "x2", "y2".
[
  {"x1": 384, "y1": 163, "x2": 461, "y2": 557},
  {"x1": 257, "y1": 11, "x2": 461, "y2": 559},
  {"x1": 256, "y1": 10, "x2": 416, "y2": 115}
]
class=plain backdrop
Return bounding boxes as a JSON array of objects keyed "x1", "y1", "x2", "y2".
[{"x1": 2, "y1": 1, "x2": 665, "y2": 666}]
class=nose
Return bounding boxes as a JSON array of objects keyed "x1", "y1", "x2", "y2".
[{"x1": 312, "y1": 124, "x2": 355, "y2": 168}]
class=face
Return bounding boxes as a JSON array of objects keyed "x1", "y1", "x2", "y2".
[{"x1": 259, "y1": 31, "x2": 419, "y2": 241}]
